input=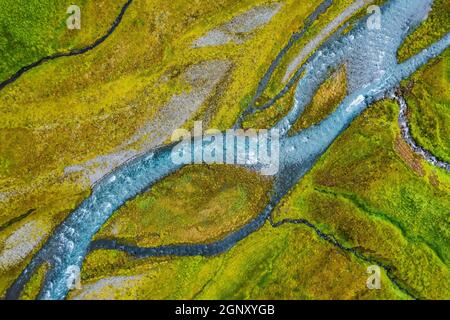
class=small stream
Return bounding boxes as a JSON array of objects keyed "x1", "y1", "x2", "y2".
[{"x1": 0, "y1": 0, "x2": 133, "y2": 91}]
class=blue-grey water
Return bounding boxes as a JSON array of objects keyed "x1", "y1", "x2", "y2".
[{"x1": 5, "y1": 0, "x2": 450, "y2": 300}]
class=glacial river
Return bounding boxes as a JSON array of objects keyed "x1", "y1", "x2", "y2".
[{"x1": 5, "y1": 0, "x2": 450, "y2": 300}]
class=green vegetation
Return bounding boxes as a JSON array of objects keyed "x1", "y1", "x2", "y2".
[
  {"x1": 289, "y1": 65, "x2": 347, "y2": 134},
  {"x1": 274, "y1": 98, "x2": 450, "y2": 299},
  {"x1": 20, "y1": 263, "x2": 48, "y2": 300},
  {"x1": 0, "y1": 0, "x2": 128, "y2": 82},
  {"x1": 0, "y1": 0, "x2": 319, "y2": 297},
  {"x1": 95, "y1": 165, "x2": 272, "y2": 247},
  {"x1": 74, "y1": 89, "x2": 450, "y2": 300},
  {"x1": 405, "y1": 48, "x2": 450, "y2": 163},
  {"x1": 76, "y1": 223, "x2": 408, "y2": 299},
  {"x1": 0, "y1": 188, "x2": 87, "y2": 297},
  {"x1": 397, "y1": 0, "x2": 450, "y2": 62}
]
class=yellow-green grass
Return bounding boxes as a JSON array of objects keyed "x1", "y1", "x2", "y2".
[
  {"x1": 19, "y1": 263, "x2": 49, "y2": 300},
  {"x1": 0, "y1": 0, "x2": 299, "y2": 222},
  {"x1": 397, "y1": 0, "x2": 450, "y2": 62},
  {"x1": 241, "y1": 82, "x2": 297, "y2": 130},
  {"x1": 273, "y1": 97, "x2": 450, "y2": 299},
  {"x1": 0, "y1": 0, "x2": 129, "y2": 82},
  {"x1": 95, "y1": 165, "x2": 272, "y2": 247},
  {"x1": 404, "y1": 48, "x2": 450, "y2": 163},
  {"x1": 73, "y1": 223, "x2": 408, "y2": 300},
  {"x1": 257, "y1": 0, "x2": 382, "y2": 100},
  {"x1": 77, "y1": 93, "x2": 449, "y2": 300},
  {"x1": 289, "y1": 65, "x2": 347, "y2": 134}
]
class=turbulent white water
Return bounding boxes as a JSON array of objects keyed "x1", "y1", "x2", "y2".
[{"x1": 6, "y1": 0, "x2": 450, "y2": 300}]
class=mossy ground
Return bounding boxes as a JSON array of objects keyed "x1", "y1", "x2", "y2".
[
  {"x1": 76, "y1": 90, "x2": 450, "y2": 300},
  {"x1": 289, "y1": 65, "x2": 347, "y2": 134},
  {"x1": 397, "y1": 0, "x2": 450, "y2": 62},
  {"x1": 0, "y1": 0, "x2": 128, "y2": 82},
  {"x1": 19, "y1": 262, "x2": 48, "y2": 300},
  {"x1": 0, "y1": 0, "x2": 314, "y2": 226},
  {"x1": 404, "y1": 48, "x2": 450, "y2": 163},
  {"x1": 76, "y1": 223, "x2": 408, "y2": 300},
  {"x1": 273, "y1": 98, "x2": 450, "y2": 299},
  {"x1": 95, "y1": 165, "x2": 273, "y2": 247}
]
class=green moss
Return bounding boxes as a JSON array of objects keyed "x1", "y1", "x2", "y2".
[
  {"x1": 95, "y1": 165, "x2": 272, "y2": 247},
  {"x1": 0, "y1": 185, "x2": 88, "y2": 298},
  {"x1": 260, "y1": 0, "x2": 375, "y2": 98},
  {"x1": 20, "y1": 263, "x2": 48, "y2": 300},
  {"x1": 405, "y1": 48, "x2": 450, "y2": 163},
  {"x1": 0, "y1": 0, "x2": 128, "y2": 82},
  {"x1": 76, "y1": 223, "x2": 407, "y2": 300},
  {"x1": 397, "y1": 0, "x2": 450, "y2": 62},
  {"x1": 289, "y1": 65, "x2": 347, "y2": 134},
  {"x1": 242, "y1": 83, "x2": 296, "y2": 129},
  {"x1": 274, "y1": 99, "x2": 450, "y2": 299},
  {"x1": 0, "y1": 0, "x2": 311, "y2": 225}
]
